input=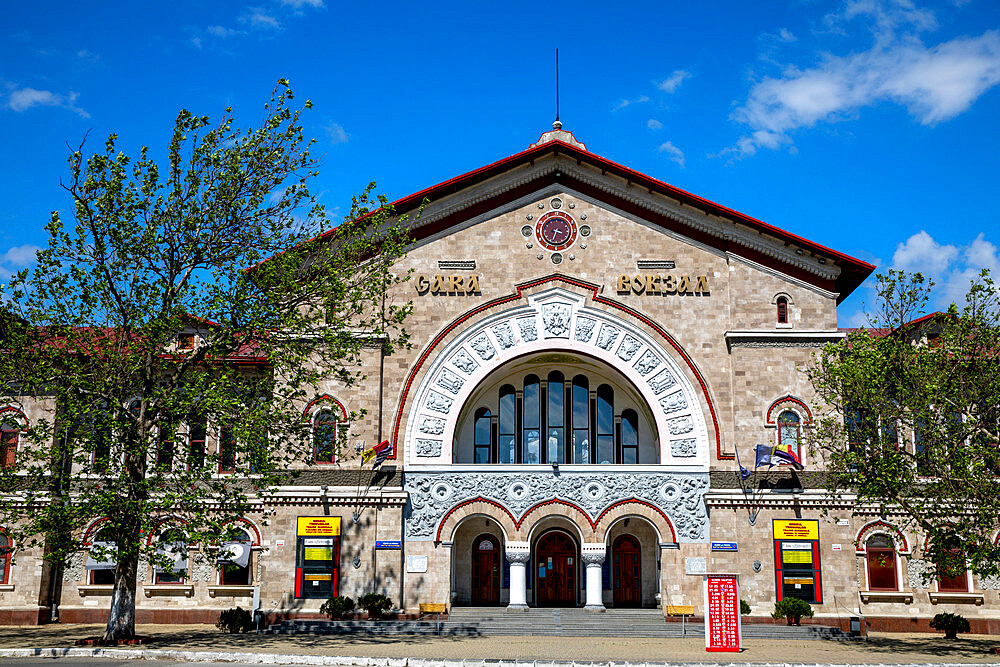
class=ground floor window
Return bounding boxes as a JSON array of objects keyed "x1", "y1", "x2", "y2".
[{"x1": 865, "y1": 535, "x2": 898, "y2": 591}]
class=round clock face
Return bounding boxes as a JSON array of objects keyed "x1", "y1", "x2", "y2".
[{"x1": 535, "y1": 211, "x2": 578, "y2": 252}]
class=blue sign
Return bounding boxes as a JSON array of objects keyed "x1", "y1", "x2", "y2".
[
  {"x1": 711, "y1": 541, "x2": 738, "y2": 552},
  {"x1": 375, "y1": 540, "x2": 401, "y2": 550}
]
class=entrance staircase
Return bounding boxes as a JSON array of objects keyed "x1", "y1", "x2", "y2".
[
  {"x1": 265, "y1": 607, "x2": 854, "y2": 640},
  {"x1": 446, "y1": 607, "x2": 852, "y2": 639}
]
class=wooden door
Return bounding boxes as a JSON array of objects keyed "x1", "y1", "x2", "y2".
[
  {"x1": 471, "y1": 535, "x2": 500, "y2": 605},
  {"x1": 613, "y1": 535, "x2": 641, "y2": 607},
  {"x1": 535, "y1": 531, "x2": 577, "y2": 606}
]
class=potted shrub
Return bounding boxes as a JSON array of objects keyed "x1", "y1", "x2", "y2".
[
  {"x1": 216, "y1": 607, "x2": 254, "y2": 633},
  {"x1": 929, "y1": 612, "x2": 970, "y2": 639},
  {"x1": 740, "y1": 599, "x2": 751, "y2": 615},
  {"x1": 320, "y1": 595, "x2": 355, "y2": 620},
  {"x1": 358, "y1": 593, "x2": 393, "y2": 620},
  {"x1": 771, "y1": 598, "x2": 814, "y2": 626}
]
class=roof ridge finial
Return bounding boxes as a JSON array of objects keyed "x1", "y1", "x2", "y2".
[{"x1": 553, "y1": 119, "x2": 563, "y2": 130}]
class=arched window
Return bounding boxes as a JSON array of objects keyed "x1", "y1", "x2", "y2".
[
  {"x1": 777, "y1": 411, "x2": 800, "y2": 458},
  {"x1": 865, "y1": 535, "x2": 898, "y2": 591},
  {"x1": 523, "y1": 375, "x2": 541, "y2": 464},
  {"x1": 596, "y1": 385, "x2": 614, "y2": 464},
  {"x1": 314, "y1": 409, "x2": 338, "y2": 464},
  {"x1": 499, "y1": 385, "x2": 516, "y2": 464},
  {"x1": 572, "y1": 375, "x2": 590, "y2": 463},
  {"x1": 0, "y1": 531, "x2": 11, "y2": 585},
  {"x1": 154, "y1": 527, "x2": 188, "y2": 584},
  {"x1": 474, "y1": 408, "x2": 493, "y2": 464},
  {"x1": 1, "y1": 419, "x2": 20, "y2": 469},
  {"x1": 90, "y1": 405, "x2": 112, "y2": 472},
  {"x1": 156, "y1": 414, "x2": 176, "y2": 472},
  {"x1": 777, "y1": 296, "x2": 788, "y2": 324},
  {"x1": 621, "y1": 409, "x2": 639, "y2": 465},
  {"x1": 85, "y1": 525, "x2": 116, "y2": 585},
  {"x1": 187, "y1": 414, "x2": 207, "y2": 469},
  {"x1": 937, "y1": 545, "x2": 970, "y2": 593},
  {"x1": 546, "y1": 371, "x2": 565, "y2": 464},
  {"x1": 218, "y1": 527, "x2": 253, "y2": 586},
  {"x1": 219, "y1": 427, "x2": 236, "y2": 473}
]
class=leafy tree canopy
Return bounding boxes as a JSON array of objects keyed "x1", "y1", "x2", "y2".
[
  {"x1": 0, "y1": 80, "x2": 412, "y2": 640},
  {"x1": 807, "y1": 269, "x2": 1000, "y2": 580}
]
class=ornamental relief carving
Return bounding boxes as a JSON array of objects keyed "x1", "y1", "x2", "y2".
[
  {"x1": 404, "y1": 471, "x2": 710, "y2": 543},
  {"x1": 405, "y1": 288, "x2": 709, "y2": 466}
]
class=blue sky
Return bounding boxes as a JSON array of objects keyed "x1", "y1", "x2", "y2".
[{"x1": 2, "y1": 0, "x2": 999, "y2": 326}]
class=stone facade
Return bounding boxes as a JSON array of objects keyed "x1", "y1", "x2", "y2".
[{"x1": 2, "y1": 127, "x2": 989, "y2": 633}]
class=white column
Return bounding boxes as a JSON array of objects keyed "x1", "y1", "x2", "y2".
[
  {"x1": 505, "y1": 541, "x2": 530, "y2": 611},
  {"x1": 581, "y1": 543, "x2": 606, "y2": 612}
]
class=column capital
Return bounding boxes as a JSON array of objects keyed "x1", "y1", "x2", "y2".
[
  {"x1": 505, "y1": 541, "x2": 530, "y2": 564},
  {"x1": 581, "y1": 542, "x2": 606, "y2": 565}
]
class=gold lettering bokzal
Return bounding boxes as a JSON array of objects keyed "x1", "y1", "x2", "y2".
[{"x1": 616, "y1": 274, "x2": 710, "y2": 296}]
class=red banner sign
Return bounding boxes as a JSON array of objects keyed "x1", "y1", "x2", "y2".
[{"x1": 704, "y1": 574, "x2": 741, "y2": 652}]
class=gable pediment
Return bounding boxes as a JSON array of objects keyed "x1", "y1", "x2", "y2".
[{"x1": 387, "y1": 142, "x2": 872, "y2": 301}]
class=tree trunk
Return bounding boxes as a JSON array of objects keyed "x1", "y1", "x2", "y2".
[{"x1": 103, "y1": 541, "x2": 138, "y2": 641}]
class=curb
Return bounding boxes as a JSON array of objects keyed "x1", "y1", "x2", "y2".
[{"x1": 0, "y1": 650, "x2": 997, "y2": 667}]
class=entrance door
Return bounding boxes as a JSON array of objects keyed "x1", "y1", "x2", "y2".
[
  {"x1": 535, "y1": 531, "x2": 577, "y2": 606},
  {"x1": 612, "y1": 535, "x2": 641, "y2": 607},
  {"x1": 471, "y1": 535, "x2": 500, "y2": 605}
]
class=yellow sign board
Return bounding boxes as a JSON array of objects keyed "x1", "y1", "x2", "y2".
[
  {"x1": 773, "y1": 519, "x2": 819, "y2": 541},
  {"x1": 782, "y1": 550, "x2": 813, "y2": 564},
  {"x1": 297, "y1": 517, "x2": 341, "y2": 537},
  {"x1": 304, "y1": 547, "x2": 333, "y2": 561}
]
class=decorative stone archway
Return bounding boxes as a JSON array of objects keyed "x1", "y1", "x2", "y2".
[{"x1": 403, "y1": 285, "x2": 711, "y2": 467}]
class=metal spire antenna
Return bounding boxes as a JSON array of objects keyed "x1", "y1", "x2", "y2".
[{"x1": 555, "y1": 47, "x2": 560, "y2": 123}]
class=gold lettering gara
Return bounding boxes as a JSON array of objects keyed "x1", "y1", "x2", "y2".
[
  {"x1": 415, "y1": 274, "x2": 482, "y2": 296},
  {"x1": 615, "y1": 274, "x2": 710, "y2": 296}
]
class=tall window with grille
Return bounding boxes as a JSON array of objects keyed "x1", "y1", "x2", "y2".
[
  {"x1": 0, "y1": 531, "x2": 11, "y2": 585},
  {"x1": 0, "y1": 421, "x2": 18, "y2": 469},
  {"x1": 777, "y1": 410, "x2": 800, "y2": 459},
  {"x1": 313, "y1": 410, "x2": 338, "y2": 464},
  {"x1": 776, "y1": 296, "x2": 789, "y2": 324},
  {"x1": 865, "y1": 535, "x2": 898, "y2": 591}
]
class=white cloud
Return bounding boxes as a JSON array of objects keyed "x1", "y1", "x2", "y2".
[
  {"x1": 326, "y1": 122, "x2": 348, "y2": 145},
  {"x1": 207, "y1": 25, "x2": 242, "y2": 38},
  {"x1": 6, "y1": 87, "x2": 89, "y2": 118},
  {"x1": 613, "y1": 95, "x2": 649, "y2": 111},
  {"x1": 892, "y1": 230, "x2": 958, "y2": 277},
  {"x1": 0, "y1": 244, "x2": 41, "y2": 281},
  {"x1": 890, "y1": 231, "x2": 1000, "y2": 308},
  {"x1": 657, "y1": 140, "x2": 685, "y2": 167},
  {"x1": 280, "y1": 0, "x2": 325, "y2": 7},
  {"x1": 656, "y1": 70, "x2": 691, "y2": 94},
  {"x1": 242, "y1": 7, "x2": 281, "y2": 30},
  {"x1": 727, "y1": 0, "x2": 1000, "y2": 157},
  {"x1": 647, "y1": 119, "x2": 663, "y2": 130},
  {"x1": 190, "y1": 37, "x2": 203, "y2": 49},
  {"x1": 778, "y1": 28, "x2": 797, "y2": 43}
]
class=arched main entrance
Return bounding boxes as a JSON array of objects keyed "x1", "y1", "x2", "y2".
[
  {"x1": 535, "y1": 530, "x2": 577, "y2": 606},
  {"x1": 471, "y1": 534, "x2": 500, "y2": 605},
  {"x1": 612, "y1": 534, "x2": 641, "y2": 607}
]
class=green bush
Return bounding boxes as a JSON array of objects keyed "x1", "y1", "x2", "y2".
[
  {"x1": 358, "y1": 593, "x2": 393, "y2": 619},
  {"x1": 216, "y1": 607, "x2": 254, "y2": 633},
  {"x1": 771, "y1": 598, "x2": 814, "y2": 625},
  {"x1": 740, "y1": 599, "x2": 751, "y2": 615},
  {"x1": 320, "y1": 595, "x2": 355, "y2": 619},
  {"x1": 929, "y1": 612, "x2": 970, "y2": 639}
]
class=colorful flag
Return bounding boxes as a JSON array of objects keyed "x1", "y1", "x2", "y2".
[
  {"x1": 362, "y1": 440, "x2": 392, "y2": 468},
  {"x1": 753, "y1": 443, "x2": 804, "y2": 470}
]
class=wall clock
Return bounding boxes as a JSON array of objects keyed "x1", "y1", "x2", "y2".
[{"x1": 535, "y1": 210, "x2": 578, "y2": 252}]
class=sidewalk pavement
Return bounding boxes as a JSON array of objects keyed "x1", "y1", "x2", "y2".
[{"x1": 0, "y1": 624, "x2": 999, "y2": 664}]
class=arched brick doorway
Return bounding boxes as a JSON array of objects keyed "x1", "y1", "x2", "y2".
[
  {"x1": 612, "y1": 534, "x2": 641, "y2": 607},
  {"x1": 471, "y1": 534, "x2": 501, "y2": 605},
  {"x1": 535, "y1": 530, "x2": 577, "y2": 607}
]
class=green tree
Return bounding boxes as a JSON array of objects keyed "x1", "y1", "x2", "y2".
[
  {"x1": 806, "y1": 269, "x2": 1000, "y2": 580},
  {"x1": 0, "y1": 81, "x2": 411, "y2": 641}
]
